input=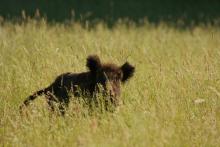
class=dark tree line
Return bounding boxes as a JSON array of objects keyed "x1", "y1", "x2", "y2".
[{"x1": 0, "y1": 0, "x2": 220, "y2": 27}]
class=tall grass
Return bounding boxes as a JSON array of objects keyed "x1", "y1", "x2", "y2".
[{"x1": 1, "y1": 19, "x2": 220, "y2": 146}]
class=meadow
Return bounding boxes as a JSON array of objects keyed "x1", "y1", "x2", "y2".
[{"x1": 0, "y1": 19, "x2": 220, "y2": 146}]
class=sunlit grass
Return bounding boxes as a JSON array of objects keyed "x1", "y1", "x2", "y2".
[{"x1": 1, "y1": 19, "x2": 220, "y2": 146}]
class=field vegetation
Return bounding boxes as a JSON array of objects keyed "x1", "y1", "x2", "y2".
[{"x1": 1, "y1": 19, "x2": 220, "y2": 146}]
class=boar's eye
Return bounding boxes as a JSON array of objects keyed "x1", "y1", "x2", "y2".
[{"x1": 116, "y1": 71, "x2": 122, "y2": 80}]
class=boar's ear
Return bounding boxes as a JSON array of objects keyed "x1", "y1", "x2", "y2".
[
  {"x1": 86, "y1": 55, "x2": 102, "y2": 73},
  {"x1": 121, "y1": 62, "x2": 135, "y2": 82}
]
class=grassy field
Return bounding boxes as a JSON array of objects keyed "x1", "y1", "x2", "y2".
[{"x1": 1, "y1": 19, "x2": 220, "y2": 146}]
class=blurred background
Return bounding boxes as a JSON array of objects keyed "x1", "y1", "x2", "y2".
[{"x1": 0, "y1": 0, "x2": 220, "y2": 28}]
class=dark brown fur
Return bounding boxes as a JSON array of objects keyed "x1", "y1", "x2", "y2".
[{"x1": 20, "y1": 55, "x2": 135, "y2": 115}]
